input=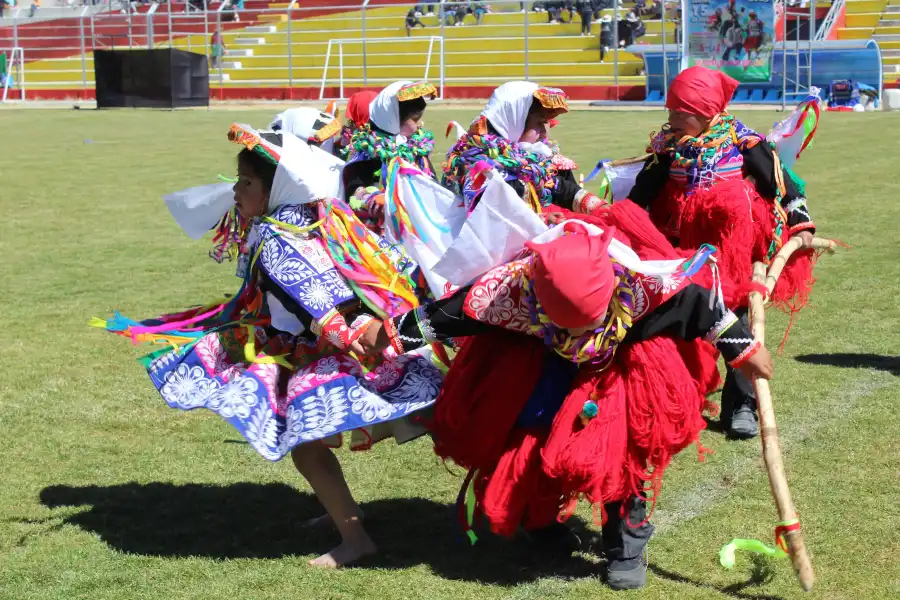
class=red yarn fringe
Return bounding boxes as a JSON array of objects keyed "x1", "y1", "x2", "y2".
[{"x1": 430, "y1": 331, "x2": 547, "y2": 470}]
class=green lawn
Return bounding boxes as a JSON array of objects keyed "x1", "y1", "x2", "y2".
[{"x1": 1, "y1": 106, "x2": 899, "y2": 600}]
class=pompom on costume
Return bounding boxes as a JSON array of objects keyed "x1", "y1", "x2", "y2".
[
  {"x1": 628, "y1": 66, "x2": 818, "y2": 314},
  {"x1": 334, "y1": 89, "x2": 379, "y2": 161},
  {"x1": 378, "y1": 187, "x2": 760, "y2": 548},
  {"x1": 342, "y1": 81, "x2": 438, "y2": 233},
  {"x1": 443, "y1": 81, "x2": 603, "y2": 216},
  {"x1": 93, "y1": 124, "x2": 445, "y2": 461}
]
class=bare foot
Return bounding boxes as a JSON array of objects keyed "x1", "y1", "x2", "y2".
[
  {"x1": 308, "y1": 535, "x2": 377, "y2": 568},
  {"x1": 301, "y1": 510, "x2": 365, "y2": 530}
]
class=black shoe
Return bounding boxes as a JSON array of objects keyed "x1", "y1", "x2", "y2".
[
  {"x1": 607, "y1": 552, "x2": 648, "y2": 590},
  {"x1": 728, "y1": 405, "x2": 759, "y2": 439}
]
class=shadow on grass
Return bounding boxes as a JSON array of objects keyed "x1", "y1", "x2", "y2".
[
  {"x1": 650, "y1": 554, "x2": 785, "y2": 600},
  {"x1": 794, "y1": 353, "x2": 900, "y2": 376},
  {"x1": 38, "y1": 482, "x2": 599, "y2": 586}
]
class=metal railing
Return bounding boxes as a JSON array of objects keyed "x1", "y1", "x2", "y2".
[
  {"x1": 1, "y1": 46, "x2": 25, "y2": 100},
  {"x1": 814, "y1": 0, "x2": 845, "y2": 40},
  {"x1": 0, "y1": 0, "x2": 680, "y2": 99}
]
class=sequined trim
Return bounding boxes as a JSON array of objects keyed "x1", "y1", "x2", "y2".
[{"x1": 397, "y1": 81, "x2": 438, "y2": 102}]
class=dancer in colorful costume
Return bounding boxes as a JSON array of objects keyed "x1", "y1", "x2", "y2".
[
  {"x1": 625, "y1": 66, "x2": 817, "y2": 439},
  {"x1": 342, "y1": 80, "x2": 438, "y2": 232},
  {"x1": 95, "y1": 125, "x2": 444, "y2": 568},
  {"x1": 269, "y1": 105, "x2": 343, "y2": 156},
  {"x1": 360, "y1": 187, "x2": 773, "y2": 590},
  {"x1": 443, "y1": 81, "x2": 604, "y2": 215},
  {"x1": 334, "y1": 89, "x2": 379, "y2": 160}
]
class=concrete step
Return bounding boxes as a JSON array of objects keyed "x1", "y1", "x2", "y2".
[
  {"x1": 225, "y1": 48, "x2": 255, "y2": 57},
  {"x1": 222, "y1": 60, "x2": 243, "y2": 69},
  {"x1": 210, "y1": 72, "x2": 231, "y2": 82},
  {"x1": 880, "y1": 19, "x2": 900, "y2": 26},
  {"x1": 886, "y1": 5, "x2": 900, "y2": 12},
  {"x1": 244, "y1": 25, "x2": 278, "y2": 33},
  {"x1": 233, "y1": 37, "x2": 267, "y2": 45},
  {"x1": 883, "y1": 49, "x2": 900, "y2": 57},
  {"x1": 884, "y1": 64, "x2": 900, "y2": 73},
  {"x1": 874, "y1": 33, "x2": 900, "y2": 40}
]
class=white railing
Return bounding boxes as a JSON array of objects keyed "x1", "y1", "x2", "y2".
[
  {"x1": 318, "y1": 36, "x2": 446, "y2": 101},
  {"x1": 1, "y1": 46, "x2": 25, "y2": 101},
  {"x1": 815, "y1": 0, "x2": 845, "y2": 40}
]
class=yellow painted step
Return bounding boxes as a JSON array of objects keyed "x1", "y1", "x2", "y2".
[
  {"x1": 176, "y1": 35, "x2": 648, "y2": 54},
  {"x1": 844, "y1": 13, "x2": 881, "y2": 27},
  {"x1": 259, "y1": 13, "x2": 288, "y2": 22},
  {"x1": 837, "y1": 27, "x2": 875, "y2": 39},
  {"x1": 876, "y1": 26, "x2": 900, "y2": 33},
  {"x1": 843, "y1": 0, "x2": 886, "y2": 13},
  {"x1": 26, "y1": 70, "x2": 90, "y2": 83},
  {"x1": 230, "y1": 49, "x2": 641, "y2": 69},
  {"x1": 879, "y1": 39, "x2": 900, "y2": 48},
  {"x1": 224, "y1": 62, "x2": 640, "y2": 81},
  {"x1": 214, "y1": 75, "x2": 651, "y2": 88}
]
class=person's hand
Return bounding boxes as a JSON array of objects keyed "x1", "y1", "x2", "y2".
[
  {"x1": 348, "y1": 340, "x2": 366, "y2": 356},
  {"x1": 797, "y1": 230, "x2": 814, "y2": 249},
  {"x1": 543, "y1": 211, "x2": 566, "y2": 225},
  {"x1": 358, "y1": 320, "x2": 389, "y2": 355},
  {"x1": 738, "y1": 345, "x2": 773, "y2": 381}
]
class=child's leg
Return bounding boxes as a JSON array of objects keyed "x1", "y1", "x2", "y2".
[{"x1": 291, "y1": 443, "x2": 376, "y2": 567}]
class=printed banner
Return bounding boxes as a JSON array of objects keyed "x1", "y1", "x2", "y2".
[{"x1": 682, "y1": 0, "x2": 775, "y2": 82}]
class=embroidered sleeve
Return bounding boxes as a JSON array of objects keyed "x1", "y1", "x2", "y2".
[
  {"x1": 387, "y1": 286, "x2": 493, "y2": 353},
  {"x1": 626, "y1": 282, "x2": 756, "y2": 363},
  {"x1": 257, "y1": 213, "x2": 357, "y2": 323}
]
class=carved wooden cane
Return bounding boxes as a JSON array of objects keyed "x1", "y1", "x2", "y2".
[{"x1": 748, "y1": 235, "x2": 835, "y2": 591}]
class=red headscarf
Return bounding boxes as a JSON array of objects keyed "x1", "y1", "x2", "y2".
[
  {"x1": 345, "y1": 90, "x2": 379, "y2": 128},
  {"x1": 665, "y1": 66, "x2": 739, "y2": 118},
  {"x1": 525, "y1": 228, "x2": 616, "y2": 330}
]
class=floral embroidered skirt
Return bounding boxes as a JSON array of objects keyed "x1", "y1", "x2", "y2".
[{"x1": 144, "y1": 324, "x2": 443, "y2": 461}]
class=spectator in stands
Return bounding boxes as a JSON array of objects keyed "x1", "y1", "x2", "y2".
[
  {"x1": 546, "y1": 0, "x2": 562, "y2": 23},
  {"x1": 438, "y1": 1, "x2": 455, "y2": 25},
  {"x1": 454, "y1": 1, "x2": 467, "y2": 26},
  {"x1": 631, "y1": 11, "x2": 646, "y2": 40},
  {"x1": 414, "y1": 3, "x2": 435, "y2": 15},
  {"x1": 406, "y1": 7, "x2": 426, "y2": 35},
  {"x1": 29, "y1": 0, "x2": 39, "y2": 18},
  {"x1": 0, "y1": 0, "x2": 7, "y2": 19},
  {"x1": 473, "y1": 1, "x2": 489, "y2": 25},
  {"x1": 562, "y1": 0, "x2": 575, "y2": 22},
  {"x1": 210, "y1": 30, "x2": 225, "y2": 69},
  {"x1": 599, "y1": 14, "x2": 612, "y2": 60},
  {"x1": 633, "y1": 0, "x2": 647, "y2": 17},
  {"x1": 577, "y1": 0, "x2": 593, "y2": 35}
]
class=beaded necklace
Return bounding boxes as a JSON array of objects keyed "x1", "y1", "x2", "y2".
[
  {"x1": 349, "y1": 124, "x2": 435, "y2": 172},
  {"x1": 444, "y1": 132, "x2": 557, "y2": 206},
  {"x1": 520, "y1": 259, "x2": 635, "y2": 369}
]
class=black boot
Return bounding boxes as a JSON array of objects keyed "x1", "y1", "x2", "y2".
[
  {"x1": 603, "y1": 496, "x2": 653, "y2": 590},
  {"x1": 720, "y1": 308, "x2": 759, "y2": 439}
]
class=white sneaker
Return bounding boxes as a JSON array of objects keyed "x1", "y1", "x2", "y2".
[{"x1": 426, "y1": 11, "x2": 434, "y2": 16}]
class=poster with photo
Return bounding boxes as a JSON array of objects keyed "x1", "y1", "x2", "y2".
[{"x1": 681, "y1": 0, "x2": 775, "y2": 82}]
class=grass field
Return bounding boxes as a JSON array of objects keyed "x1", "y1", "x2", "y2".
[{"x1": 1, "y1": 106, "x2": 899, "y2": 600}]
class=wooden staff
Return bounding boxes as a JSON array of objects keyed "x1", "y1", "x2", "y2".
[
  {"x1": 749, "y1": 236, "x2": 828, "y2": 592},
  {"x1": 763, "y1": 236, "x2": 837, "y2": 298}
]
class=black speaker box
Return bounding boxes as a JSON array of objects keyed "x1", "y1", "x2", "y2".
[{"x1": 93, "y1": 49, "x2": 209, "y2": 109}]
